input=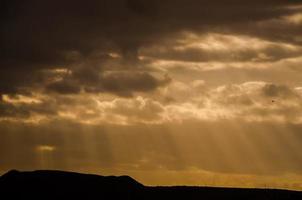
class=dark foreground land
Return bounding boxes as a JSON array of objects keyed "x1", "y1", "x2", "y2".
[{"x1": 0, "y1": 170, "x2": 301, "y2": 199}]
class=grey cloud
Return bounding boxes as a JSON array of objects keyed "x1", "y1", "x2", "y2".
[
  {"x1": 213, "y1": 82, "x2": 302, "y2": 105},
  {"x1": 47, "y1": 69, "x2": 171, "y2": 96},
  {"x1": 237, "y1": 14, "x2": 302, "y2": 46},
  {"x1": 97, "y1": 72, "x2": 171, "y2": 96},
  {"x1": 209, "y1": 82, "x2": 302, "y2": 122},
  {"x1": 262, "y1": 83, "x2": 300, "y2": 99},
  {"x1": 0, "y1": 95, "x2": 58, "y2": 119},
  {"x1": 46, "y1": 80, "x2": 81, "y2": 94},
  {"x1": 0, "y1": 101, "x2": 30, "y2": 118}
]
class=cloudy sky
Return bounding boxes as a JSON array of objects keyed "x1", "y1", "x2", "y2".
[{"x1": 1, "y1": 0, "x2": 302, "y2": 190}]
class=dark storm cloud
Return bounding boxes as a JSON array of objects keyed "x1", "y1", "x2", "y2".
[
  {"x1": 262, "y1": 83, "x2": 299, "y2": 98},
  {"x1": 1, "y1": 0, "x2": 302, "y2": 95},
  {"x1": 0, "y1": 101, "x2": 30, "y2": 118},
  {"x1": 46, "y1": 70, "x2": 171, "y2": 96},
  {"x1": 0, "y1": 95, "x2": 58, "y2": 119},
  {"x1": 46, "y1": 80, "x2": 81, "y2": 94},
  {"x1": 95, "y1": 71, "x2": 171, "y2": 96}
]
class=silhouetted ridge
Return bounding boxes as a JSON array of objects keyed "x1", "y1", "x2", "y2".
[
  {"x1": 1, "y1": 170, "x2": 301, "y2": 200},
  {"x1": 1, "y1": 169, "x2": 19, "y2": 178},
  {"x1": 1, "y1": 169, "x2": 142, "y2": 186}
]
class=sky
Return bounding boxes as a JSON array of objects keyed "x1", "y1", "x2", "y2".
[{"x1": 1, "y1": 0, "x2": 302, "y2": 190}]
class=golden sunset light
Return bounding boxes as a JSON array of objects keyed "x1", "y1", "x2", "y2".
[{"x1": 1, "y1": 0, "x2": 302, "y2": 192}]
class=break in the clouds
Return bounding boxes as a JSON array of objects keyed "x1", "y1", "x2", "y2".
[{"x1": 1, "y1": 0, "x2": 302, "y2": 190}]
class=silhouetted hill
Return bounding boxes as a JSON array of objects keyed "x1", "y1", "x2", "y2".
[{"x1": 0, "y1": 170, "x2": 301, "y2": 199}]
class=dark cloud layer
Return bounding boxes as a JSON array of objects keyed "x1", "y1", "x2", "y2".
[
  {"x1": 0, "y1": 96, "x2": 57, "y2": 119},
  {"x1": 46, "y1": 71, "x2": 170, "y2": 96},
  {"x1": 1, "y1": 0, "x2": 302, "y2": 95}
]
